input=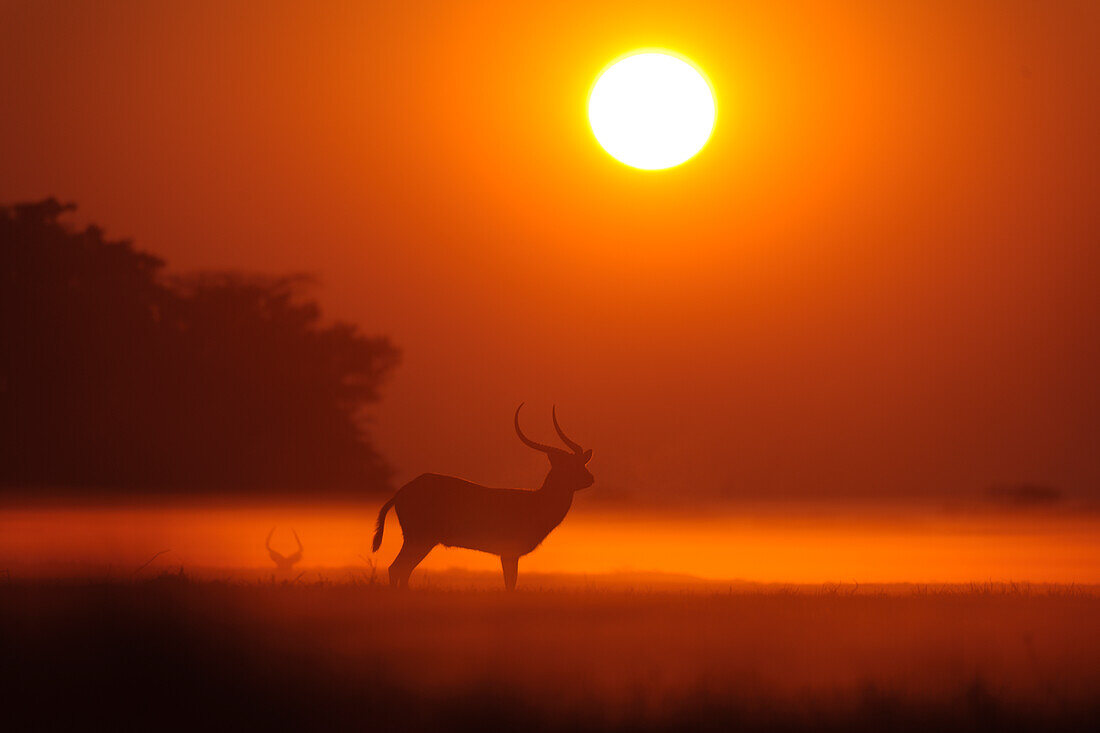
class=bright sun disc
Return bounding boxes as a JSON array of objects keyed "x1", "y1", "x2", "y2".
[{"x1": 588, "y1": 52, "x2": 716, "y2": 170}]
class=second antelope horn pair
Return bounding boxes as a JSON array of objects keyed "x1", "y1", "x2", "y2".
[{"x1": 514, "y1": 403, "x2": 583, "y2": 454}]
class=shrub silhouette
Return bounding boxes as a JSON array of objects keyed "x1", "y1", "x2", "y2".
[{"x1": 0, "y1": 199, "x2": 399, "y2": 494}]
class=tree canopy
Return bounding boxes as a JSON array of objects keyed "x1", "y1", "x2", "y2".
[{"x1": 0, "y1": 199, "x2": 399, "y2": 494}]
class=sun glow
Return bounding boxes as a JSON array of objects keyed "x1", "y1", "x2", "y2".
[{"x1": 588, "y1": 51, "x2": 716, "y2": 170}]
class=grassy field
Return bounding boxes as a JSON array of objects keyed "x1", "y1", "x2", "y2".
[{"x1": 3, "y1": 575, "x2": 1099, "y2": 731}]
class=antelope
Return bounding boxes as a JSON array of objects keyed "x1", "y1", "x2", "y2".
[
  {"x1": 372, "y1": 404, "x2": 593, "y2": 589},
  {"x1": 266, "y1": 527, "x2": 303, "y2": 571}
]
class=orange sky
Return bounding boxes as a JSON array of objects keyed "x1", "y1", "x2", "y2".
[{"x1": 2, "y1": 0, "x2": 1099, "y2": 505}]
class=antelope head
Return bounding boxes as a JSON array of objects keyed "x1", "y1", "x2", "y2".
[
  {"x1": 266, "y1": 527, "x2": 303, "y2": 571},
  {"x1": 514, "y1": 404, "x2": 594, "y2": 490}
]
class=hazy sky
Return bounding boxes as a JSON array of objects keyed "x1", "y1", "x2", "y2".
[{"x1": 3, "y1": 0, "x2": 1098, "y2": 504}]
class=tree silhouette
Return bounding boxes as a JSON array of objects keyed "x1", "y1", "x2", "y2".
[{"x1": 0, "y1": 199, "x2": 399, "y2": 494}]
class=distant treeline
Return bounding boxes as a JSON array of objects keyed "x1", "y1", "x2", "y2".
[{"x1": 0, "y1": 200, "x2": 399, "y2": 494}]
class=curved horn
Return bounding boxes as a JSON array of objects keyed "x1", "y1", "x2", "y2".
[
  {"x1": 515, "y1": 403, "x2": 556, "y2": 454},
  {"x1": 552, "y1": 406, "x2": 584, "y2": 454},
  {"x1": 287, "y1": 530, "x2": 303, "y2": 565},
  {"x1": 265, "y1": 527, "x2": 275, "y2": 552}
]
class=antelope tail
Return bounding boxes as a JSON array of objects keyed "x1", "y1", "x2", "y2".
[{"x1": 372, "y1": 497, "x2": 396, "y2": 552}]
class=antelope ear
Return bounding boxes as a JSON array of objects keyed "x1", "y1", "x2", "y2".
[{"x1": 582, "y1": 448, "x2": 593, "y2": 464}]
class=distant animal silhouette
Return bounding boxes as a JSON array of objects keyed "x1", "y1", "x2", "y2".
[
  {"x1": 266, "y1": 528, "x2": 303, "y2": 571},
  {"x1": 373, "y1": 404, "x2": 594, "y2": 590}
]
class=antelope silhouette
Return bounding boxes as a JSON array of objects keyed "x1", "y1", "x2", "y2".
[
  {"x1": 266, "y1": 527, "x2": 303, "y2": 571},
  {"x1": 373, "y1": 404, "x2": 593, "y2": 589}
]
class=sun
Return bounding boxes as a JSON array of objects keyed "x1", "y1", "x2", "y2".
[{"x1": 588, "y1": 51, "x2": 716, "y2": 170}]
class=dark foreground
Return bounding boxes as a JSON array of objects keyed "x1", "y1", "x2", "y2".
[{"x1": 3, "y1": 577, "x2": 1099, "y2": 731}]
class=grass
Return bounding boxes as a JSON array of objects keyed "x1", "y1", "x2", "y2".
[{"x1": 2, "y1": 574, "x2": 1099, "y2": 730}]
